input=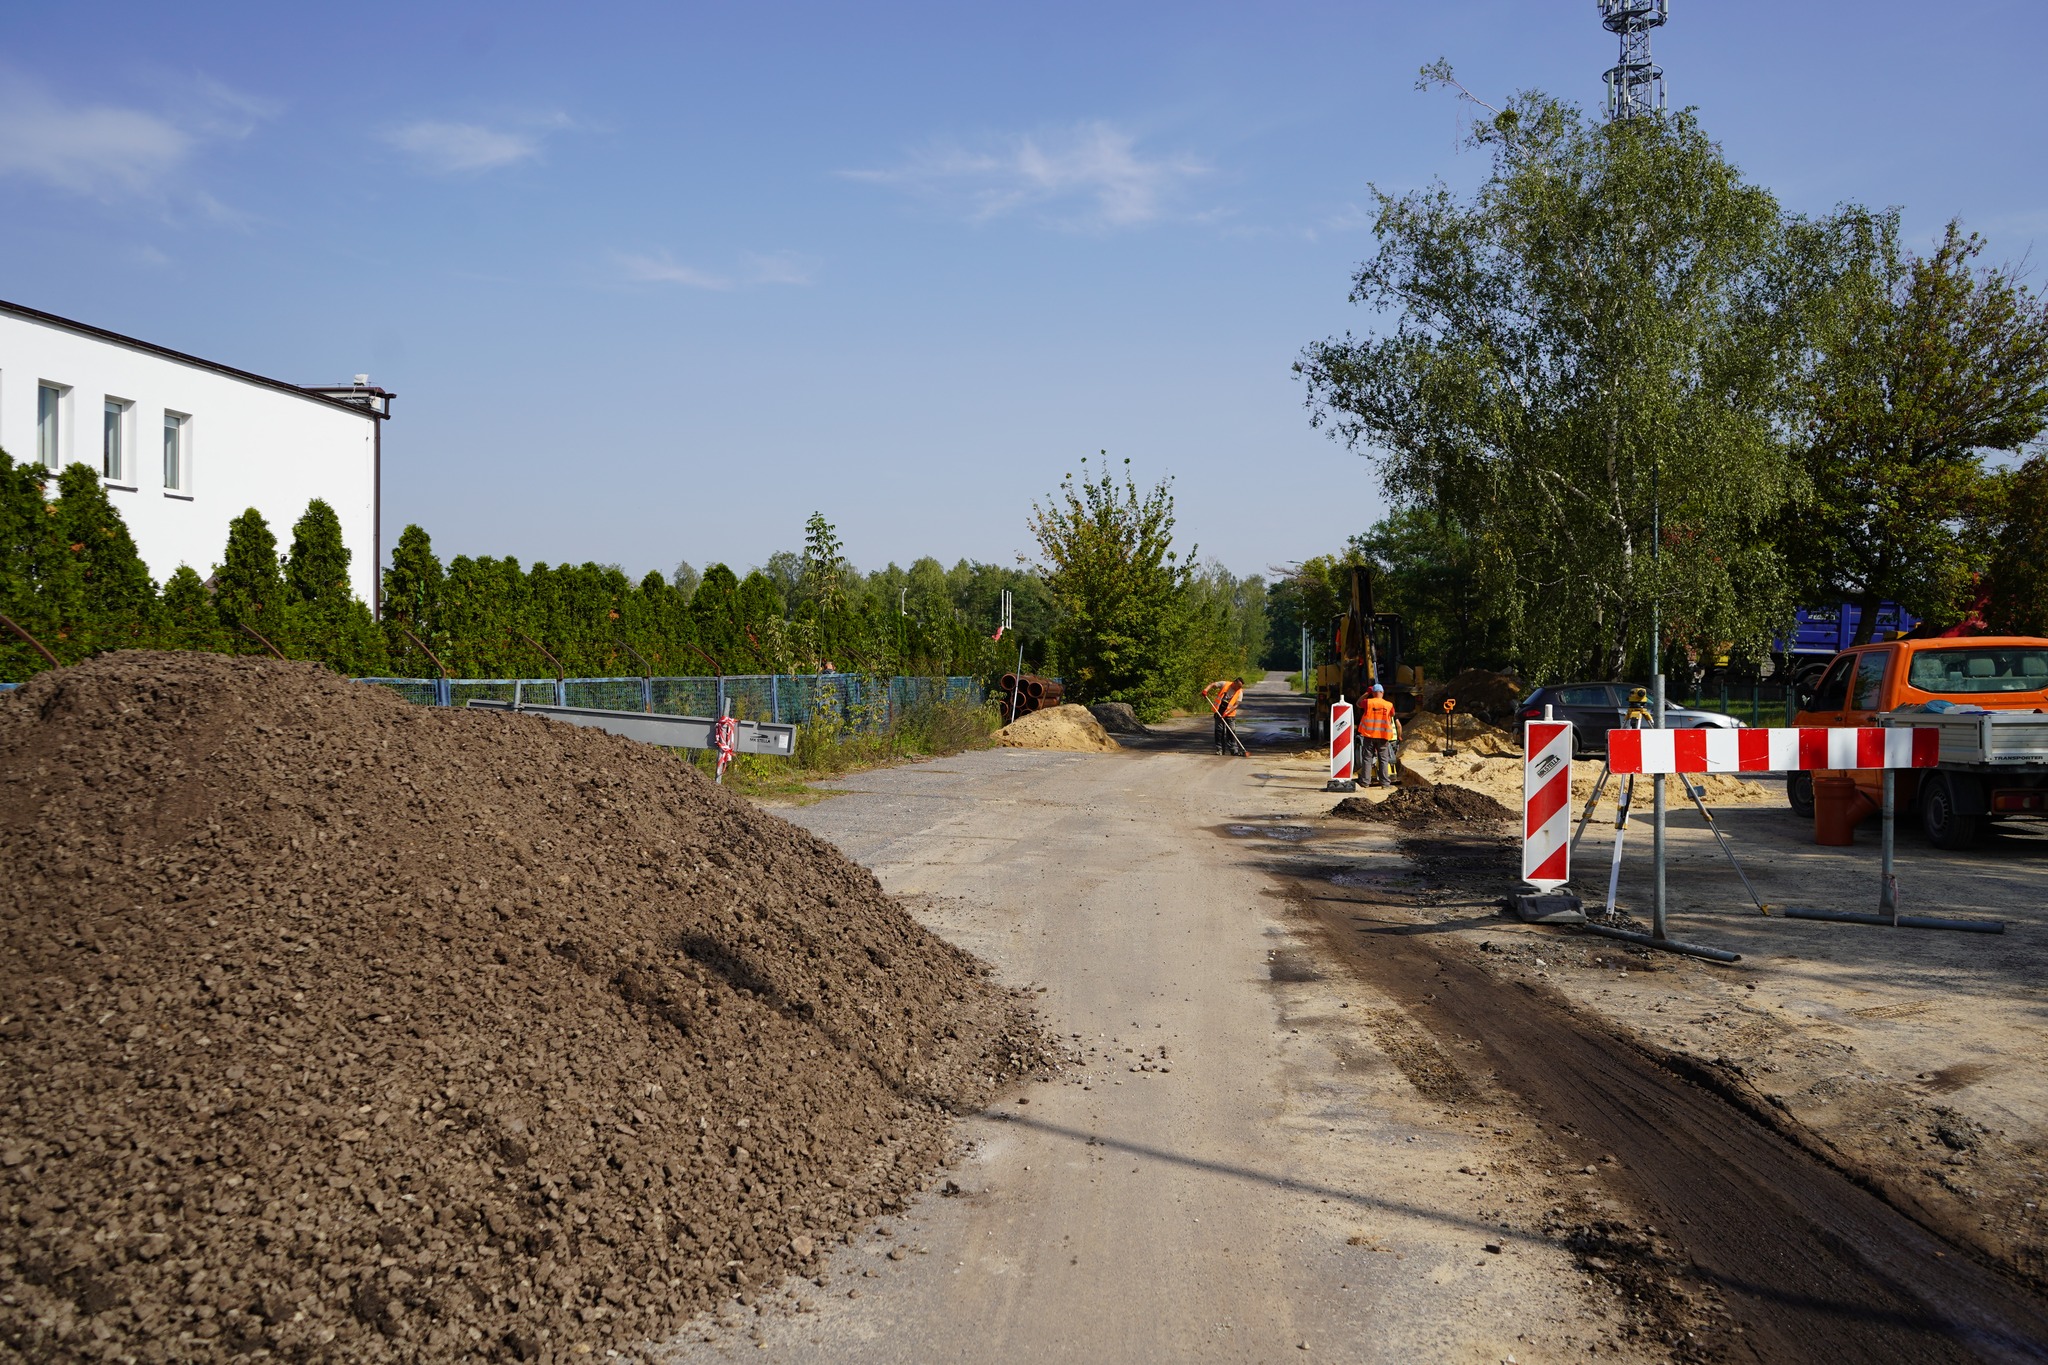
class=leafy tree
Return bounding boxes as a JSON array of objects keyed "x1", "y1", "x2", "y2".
[
  {"x1": 760, "y1": 551, "x2": 804, "y2": 608},
  {"x1": 1297, "y1": 84, "x2": 1801, "y2": 681},
  {"x1": 49, "y1": 462, "x2": 163, "y2": 655},
  {"x1": 0, "y1": 451, "x2": 81, "y2": 677},
  {"x1": 1028, "y1": 454, "x2": 1193, "y2": 718},
  {"x1": 801, "y1": 512, "x2": 847, "y2": 613},
  {"x1": 1987, "y1": 453, "x2": 2048, "y2": 637},
  {"x1": 161, "y1": 565, "x2": 226, "y2": 653},
  {"x1": 1349, "y1": 510, "x2": 1513, "y2": 678},
  {"x1": 1787, "y1": 215, "x2": 2048, "y2": 640},
  {"x1": 214, "y1": 508, "x2": 287, "y2": 652},
  {"x1": 670, "y1": 559, "x2": 701, "y2": 602}
]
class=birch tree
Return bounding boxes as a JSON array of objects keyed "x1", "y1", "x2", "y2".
[{"x1": 1297, "y1": 86, "x2": 1801, "y2": 680}]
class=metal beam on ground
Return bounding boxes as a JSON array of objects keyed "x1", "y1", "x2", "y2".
[{"x1": 464, "y1": 699, "x2": 795, "y2": 757}]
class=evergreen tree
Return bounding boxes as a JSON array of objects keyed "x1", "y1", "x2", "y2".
[
  {"x1": 214, "y1": 508, "x2": 287, "y2": 653},
  {"x1": 51, "y1": 462, "x2": 163, "y2": 654},
  {"x1": 0, "y1": 451, "x2": 80, "y2": 677},
  {"x1": 688, "y1": 564, "x2": 744, "y2": 672},
  {"x1": 161, "y1": 566, "x2": 227, "y2": 653},
  {"x1": 278, "y1": 499, "x2": 388, "y2": 674},
  {"x1": 381, "y1": 524, "x2": 447, "y2": 675},
  {"x1": 285, "y1": 499, "x2": 351, "y2": 604}
]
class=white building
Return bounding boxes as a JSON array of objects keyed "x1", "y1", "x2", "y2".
[{"x1": 0, "y1": 299, "x2": 392, "y2": 610}]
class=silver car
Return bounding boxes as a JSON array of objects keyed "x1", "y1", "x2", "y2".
[{"x1": 1515, "y1": 684, "x2": 1746, "y2": 754}]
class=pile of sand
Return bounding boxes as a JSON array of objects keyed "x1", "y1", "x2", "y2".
[
  {"x1": 1398, "y1": 739, "x2": 1775, "y2": 812},
  {"x1": 0, "y1": 653, "x2": 1053, "y2": 1363},
  {"x1": 1399, "y1": 710, "x2": 1519, "y2": 759},
  {"x1": 1085, "y1": 702, "x2": 1149, "y2": 736},
  {"x1": 993, "y1": 704, "x2": 1121, "y2": 753}
]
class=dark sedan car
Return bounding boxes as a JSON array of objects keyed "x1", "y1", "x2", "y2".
[{"x1": 1515, "y1": 684, "x2": 1747, "y2": 754}]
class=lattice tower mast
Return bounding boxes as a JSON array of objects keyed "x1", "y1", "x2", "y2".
[{"x1": 1599, "y1": 0, "x2": 1668, "y2": 121}]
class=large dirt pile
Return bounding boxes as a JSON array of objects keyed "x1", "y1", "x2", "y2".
[
  {"x1": 1415, "y1": 669, "x2": 1526, "y2": 725},
  {"x1": 0, "y1": 653, "x2": 1052, "y2": 1364},
  {"x1": 992, "y1": 704, "x2": 1120, "y2": 753}
]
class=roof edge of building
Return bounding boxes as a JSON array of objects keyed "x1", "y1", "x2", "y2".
[{"x1": 1, "y1": 298, "x2": 394, "y2": 419}]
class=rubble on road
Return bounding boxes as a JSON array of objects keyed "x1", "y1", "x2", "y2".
[
  {"x1": 0, "y1": 653, "x2": 1053, "y2": 1363},
  {"x1": 1084, "y1": 702, "x2": 1149, "y2": 736},
  {"x1": 1331, "y1": 787, "x2": 1514, "y2": 828}
]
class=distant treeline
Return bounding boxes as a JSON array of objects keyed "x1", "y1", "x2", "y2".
[{"x1": 1, "y1": 456, "x2": 1269, "y2": 703}]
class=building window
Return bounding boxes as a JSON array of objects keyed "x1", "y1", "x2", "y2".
[
  {"x1": 38, "y1": 384, "x2": 63, "y2": 469},
  {"x1": 163, "y1": 412, "x2": 187, "y2": 491},
  {"x1": 103, "y1": 398, "x2": 129, "y2": 482}
]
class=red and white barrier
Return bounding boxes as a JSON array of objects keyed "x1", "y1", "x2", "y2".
[
  {"x1": 1330, "y1": 702, "x2": 1355, "y2": 783},
  {"x1": 1523, "y1": 720, "x2": 1573, "y2": 890},
  {"x1": 1607, "y1": 726, "x2": 1938, "y2": 775}
]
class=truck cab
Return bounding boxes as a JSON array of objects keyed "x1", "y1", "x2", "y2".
[{"x1": 1790, "y1": 636, "x2": 2048, "y2": 847}]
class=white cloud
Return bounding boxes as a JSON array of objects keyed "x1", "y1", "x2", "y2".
[
  {"x1": 0, "y1": 73, "x2": 275, "y2": 217},
  {"x1": 619, "y1": 252, "x2": 732, "y2": 290},
  {"x1": 0, "y1": 84, "x2": 195, "y2": 200},
  {"x1": 384, "y1": 120, "x2": 540, "y2": 175},
  {"x1": 844, "y1": 121, "x2": 1207, "y2": 229},
  {"x1": 742, "y1": 250, "x2": 817, "y2": 286},
  {"x1": 619, "y1": 250, "x2": 818, "y2": 290}
]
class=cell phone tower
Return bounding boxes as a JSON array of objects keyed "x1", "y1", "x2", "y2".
[{"x1": 1599, "y1": 0, "x2": 1668, "y2": 121}]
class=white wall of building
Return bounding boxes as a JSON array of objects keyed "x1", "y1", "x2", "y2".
[{"x1": 0, "y1": 306, "x2": 382, "y2": 607}]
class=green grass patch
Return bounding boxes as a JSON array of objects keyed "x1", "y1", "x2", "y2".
[{"x1": 702, "y1": 697, "x2": 1001, "y2": 798}]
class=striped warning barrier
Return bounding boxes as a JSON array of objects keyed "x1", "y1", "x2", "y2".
[
  {"x1": 1607, "y1": 726, "x2": 1938, "y2": 774},
  {"x1": 1523, "y1": 720, "x2": 1573, "y2": 890},
  {"x1": 1330, "y1": 702, "x2": 1355, "y2": 784}
]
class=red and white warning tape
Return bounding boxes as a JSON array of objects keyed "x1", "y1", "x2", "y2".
[
  {"x1": 711, "y1": 714, "x2": 738, "y2": 781},
  {"x1": 1607, "y1": 726, "x2": 1938, "y2": 775}
]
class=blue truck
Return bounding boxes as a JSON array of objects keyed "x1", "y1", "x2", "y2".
[{"x1": 1773, "y1": 602, "x2": 1920, "y2": 689}]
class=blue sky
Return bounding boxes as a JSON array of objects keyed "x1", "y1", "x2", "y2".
[{"x1": 5, "y1": 2, "x2": 2044, "y2": 586}]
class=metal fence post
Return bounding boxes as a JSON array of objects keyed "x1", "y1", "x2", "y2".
[
  {"x1": 771, "y1": 674, "x2": 781, "y2": 724},
  {"x1": 436, "y1": 677, "x2": 452, "y2": 707},
  {"x1": 716, "y1": 676, "x2": 726, "y2": 720}
]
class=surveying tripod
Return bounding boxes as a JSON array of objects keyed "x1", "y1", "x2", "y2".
[{"x1": 1568, "y1": 688, "x2": 1769, "y2": 919}]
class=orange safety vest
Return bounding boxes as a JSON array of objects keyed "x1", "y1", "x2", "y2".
[
  {"x1": 1204, "y1": 680, "x2": 1244, "y2": 717},
  {"x1": 1359, "y1": 695, "x2": 1397, "y2": 740}
]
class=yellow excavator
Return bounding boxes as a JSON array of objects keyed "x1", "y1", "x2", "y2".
[{"x1": 1309, "y1": 565, "x2": 1420, "y2": 741}]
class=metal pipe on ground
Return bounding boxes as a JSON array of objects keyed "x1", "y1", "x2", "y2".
[{"x1": 1578, "y1": 920, "x2": 1743, "y2": 963}]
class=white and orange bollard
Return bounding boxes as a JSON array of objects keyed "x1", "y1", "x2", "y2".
[
  {"x1": 1326, "y1": 701, "x2": 1355, "y2": 792},
  {"x1": 1521, "y1": 719, "x2": 1573, "y2": 890}
]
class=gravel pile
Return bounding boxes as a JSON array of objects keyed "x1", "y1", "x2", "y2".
[
  {"x1": 1083, "y1": 702, "x2": 1149, "y2": 736},
  {"x1": 0, "y1": 653, "x2": 1051, "y2": 1363}
]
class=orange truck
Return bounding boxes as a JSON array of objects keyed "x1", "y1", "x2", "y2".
[{"x1": 1787, "y1": 636, "x2": 2048, "y2": 849}]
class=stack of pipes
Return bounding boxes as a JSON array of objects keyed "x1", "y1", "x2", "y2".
[{"x1": 997, "y1": 674, "x2": 1065, "y2": 725}]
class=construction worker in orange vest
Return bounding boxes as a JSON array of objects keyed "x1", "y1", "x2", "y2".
[
  {"x1": 1359, "y1": 682, "x2": 1400, "y2": 786},
  {"x1": 1202, "y1": 678, "x2": 1247, "y2": 756}
]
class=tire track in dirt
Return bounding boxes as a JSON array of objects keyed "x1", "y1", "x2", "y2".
[{"x1": 1287, "y1": 877, "x2": 2048, "y2": 1364}]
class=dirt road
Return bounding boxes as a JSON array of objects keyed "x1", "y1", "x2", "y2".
[{"x1": 657, "y1": 680, "x2": 2048, "y2": 1363}]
